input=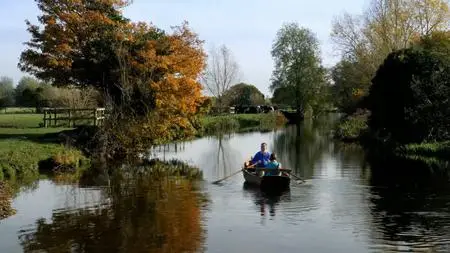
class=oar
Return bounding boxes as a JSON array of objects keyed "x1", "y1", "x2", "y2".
[
  {"x1": 285, "y1": 171, "x2": 306, "y2": 183},
  {"x1": 212, "y1": 168, "x2": 243, "y2": 184}
]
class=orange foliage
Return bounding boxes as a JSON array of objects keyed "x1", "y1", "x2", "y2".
[
  {"x1": 20, "y1": 0, "x2": 208, "y2": 155},
  {"x1": 108, "y1": 21, "x2": 206, "y2": 152}
]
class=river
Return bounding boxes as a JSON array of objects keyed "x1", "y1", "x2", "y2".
[{"x1": 1, "y1": 114, "x2": 450, "y2": 252}]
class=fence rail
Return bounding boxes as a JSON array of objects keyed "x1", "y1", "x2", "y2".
[{"x1": 42, "y1": 107, "x2": 106, "y2": 127}]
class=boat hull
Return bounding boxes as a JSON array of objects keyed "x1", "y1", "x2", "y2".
[{"x1": 242, "y1": 167, "x2": 290, "y2": 190}]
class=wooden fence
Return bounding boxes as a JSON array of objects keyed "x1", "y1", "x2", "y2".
[{"x1": 42, "y1": 107, "x2": 106, "y2": 127}]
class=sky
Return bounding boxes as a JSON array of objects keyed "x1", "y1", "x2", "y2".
[{"x1": 0, "y1": 0, "x2": 367, "y2": 97}]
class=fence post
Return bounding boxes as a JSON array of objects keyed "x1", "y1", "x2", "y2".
[
  {"x1": 43, "y1": 109, "x2": 47, "y2": 128},
  {"x1": 53, "y1": 108, "x2": 56, "y2": 126},
  {"x1": 93, "y1": 109, "x2": 97, "y2": 126},
  {"x1": 68, "y1": 109, "x2": 72, "y2": 127}
]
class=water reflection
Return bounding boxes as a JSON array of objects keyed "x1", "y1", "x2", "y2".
[
  {"x1": 272, "y1": 114, "x2": 343, "y2": 179},
  {"x1": 242, "y1": 182, "x2": 291, "y2": 218},
  {"x1": 367, "y1": 157, "x2": 450, "y2": 252},
  {"x1": 3, "y1": 114, "x2": 450, "y2": 252},
  {"x1": 18, "y1": 169, "x2": 209, "y2": 253}
]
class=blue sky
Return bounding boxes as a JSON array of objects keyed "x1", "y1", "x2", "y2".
[{"x1": 0, "y1": 0, "x2": 367, "y2": 96}]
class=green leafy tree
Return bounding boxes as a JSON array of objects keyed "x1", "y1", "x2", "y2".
[
  {"x1": 330, "y1": 0, "x2": 450, "y2": 112},
  {"x1": 222, "y1": 83, "x2": 265, "y2": 106},
  {"x1": 15, "y1": 76, "x2": 41, "y2": 107},
  {"x1": 367, "y1": 45, "x2": 450, "y2": 144},
  {"x1": 0, "y1": 77, "x2": 15, "y2": 108},
  {"x1": 331, "y1": 59, "x2": 371, "y2": 113},
  {"x1": 271, "y1": 86, "x2": 295, "y2": 107},
  {"x1": 270, "y1": 23, "x2": 327, "y2": 116}
]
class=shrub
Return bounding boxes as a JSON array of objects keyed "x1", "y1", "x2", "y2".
[
  {"x1": 367, "y1": 47, "x2": 450, "y2": 144},
  {"x1": 334, "y1": 109, "x2": 369, "y2": 141},
  {"x1": 39, "y1": 148, "x2": 90, "y2": 174}
]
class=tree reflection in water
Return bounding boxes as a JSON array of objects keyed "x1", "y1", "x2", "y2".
[
  {"x1": 367, "y1": 156, "x2": 450, "y2": 251},
  {"x1": 18, "y1": 166, "x2": 209, "y2": 253},
  {"x1": 272, "y1": 115, "x2": 337, "y2": 179}
]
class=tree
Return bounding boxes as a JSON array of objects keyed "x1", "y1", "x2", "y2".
[
  {"x1": 330, "y1": 0, "x2": 450, "y2": 111},
  {"x1": 15, "y1": 76, "x2": 41, "y2": 107},
  {"x1": 271, "y1": 86, "x2": 295, "y2": 107},
  {"x1": 0, "y1": 77, "x2": 15, "y2": 108},
  {"x1": 221, "y1": 83, "x2": 265, "y2": 106},
  {"x1": 330, "y1": 59, "x2": 371, "y2": 112},
  {"x1": 367, "y1": 45, "x2": 450, "y2": 144},
  {"x1": 201, "y1": 45, "x2": 241, "y2": 108},
  {"x1": 19, "y1": 0, "x2": 207, "y2": 156},
  {"x1": 18, "y1": 0, "x2": 134, "y2": 107},
  {"x1": 270, "y1": 23, "x2": 327, "y2": 116}
]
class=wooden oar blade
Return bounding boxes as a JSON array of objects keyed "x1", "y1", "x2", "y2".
[{"x1": 211, "y1": 169, "x2": 243, "y2": 184}]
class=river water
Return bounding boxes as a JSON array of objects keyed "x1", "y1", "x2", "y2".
[{"x1": 1, "y1": 114, "x2": 450, "y2": 252}]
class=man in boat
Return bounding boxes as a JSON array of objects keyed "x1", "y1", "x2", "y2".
[{"x1": 246, "y1": 142, "x2": 271, "y2": 167}]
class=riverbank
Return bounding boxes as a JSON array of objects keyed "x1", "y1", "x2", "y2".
[
  {"x1": 0, "y1": 112, "x2": 287, "y2": 183},
  {"x1": 199, "y1": 112, "x2": 287, "y2": 135},
  {"x1": 334, "y1": 111, "x2": 450, "y2": 162}
]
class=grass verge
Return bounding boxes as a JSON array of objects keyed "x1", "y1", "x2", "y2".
[{"x1": 0, "y1": 138, "x2": 89, "y2": 182}]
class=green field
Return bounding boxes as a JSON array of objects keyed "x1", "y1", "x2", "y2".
[
  {"x1": 0, "y1": 114, "x2": 43, "y2": 128},
  {"x1": 0, "y1": 110, "x2": 83, "y2": 182}
]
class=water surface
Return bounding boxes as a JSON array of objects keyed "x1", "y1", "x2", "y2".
[{"x1": 1, "y1": 114, "x2": 450, "y2": 252}]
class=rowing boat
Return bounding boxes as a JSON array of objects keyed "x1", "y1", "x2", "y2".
[{"x1": 242, "y1": 166, "x2": 291, "y2": 190}]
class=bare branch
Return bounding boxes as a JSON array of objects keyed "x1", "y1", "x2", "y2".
[{"x1": 201, "y1": 44, "x2": 241, "y2": 107}]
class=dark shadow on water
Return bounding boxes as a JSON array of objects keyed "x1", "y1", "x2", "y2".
[
  {"x1": 242, "y1": 182, "x2": 291, "y2": 217},
  {"x1": 367, "y1": 156, "x2": 450, "y2": 251}
]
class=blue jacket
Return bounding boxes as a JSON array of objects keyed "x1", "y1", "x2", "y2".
[
  {"x1": 265, "y1": 161, "x2": 281, "y2": 175},
  {"x1": 251, "y1": 151, "x2": 271, "y2": 166}
]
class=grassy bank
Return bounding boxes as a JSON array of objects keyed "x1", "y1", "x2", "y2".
[
  {"x1": 334, "y1": 110, "x2": 450, "y2": 162},
  {"x1": 200, "y1": 112, "x2": 287, "y2": 135},
  {"x1": 0, "y1": 111, "x2": 286, "y2": 183},
  {"x1": 0, "y1": 138, "x2": 89, "y2": 181},
  {"x1": 396, "y1": 141, "x2": 450, "y2": 160}
]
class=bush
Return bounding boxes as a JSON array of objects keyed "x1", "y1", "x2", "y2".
[
  {"x1": 39, "y1": 148, "x2": 90, "y2": 174},
  {"x1": 334, "y1": 109, "x2": 369, "y2": 141},
  {"x1": 367, "y1": 47, "x2": 450, "y2": 144}
]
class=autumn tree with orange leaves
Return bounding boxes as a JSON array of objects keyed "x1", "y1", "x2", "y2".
[{"x1": 19, "y1": 0, "x2": 207, "y2": 156}]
